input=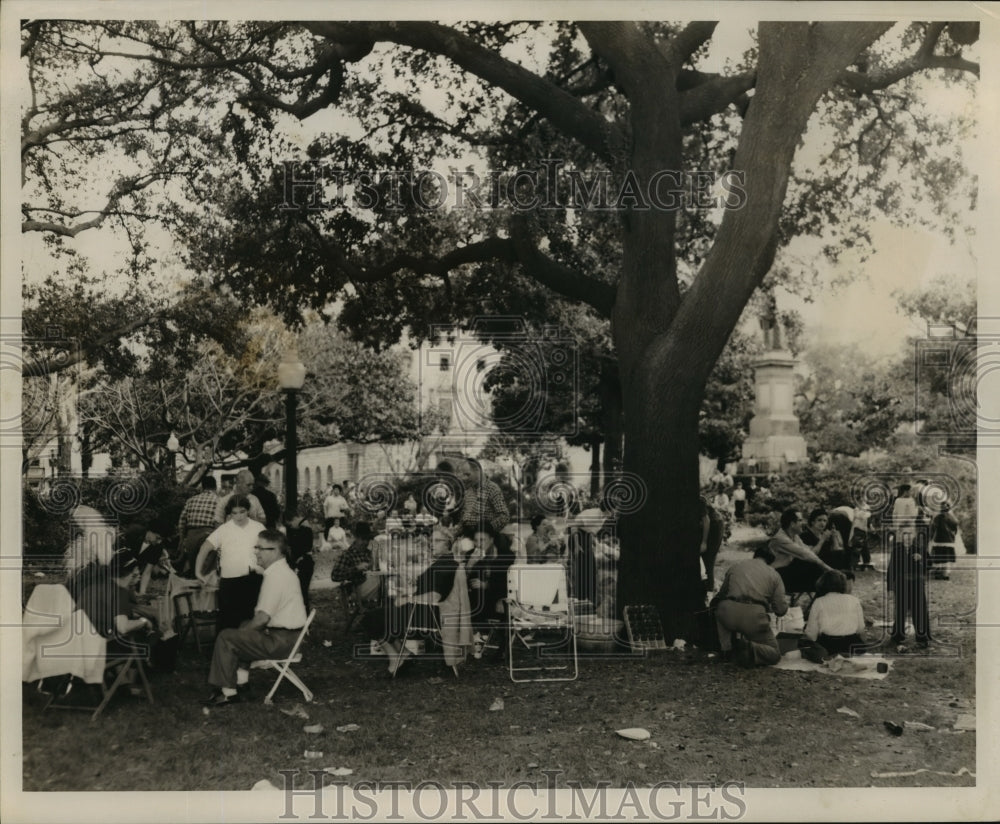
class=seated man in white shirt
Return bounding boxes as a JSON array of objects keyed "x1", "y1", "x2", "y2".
[{"x1": 203, "y1": 529, "x2": 308, "y2": 706}]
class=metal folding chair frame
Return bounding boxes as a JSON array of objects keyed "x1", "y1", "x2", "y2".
[
  {"x1": 506, "y1": 564, "x2": 578, "y2": 683},
  {"x1": 249, "y1": 609, "x2": 317, "y2": 704}
]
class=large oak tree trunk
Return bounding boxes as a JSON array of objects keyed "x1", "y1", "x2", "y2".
[
  {"x1": 616, "y1": 362, "x2": 706, "y2": 641},
  {"x1": 609, "y1": 22, "x2": 890, "y2": 639},
  {"x1": 600, "y1": 359, "x2": 624, "y2": 484}
]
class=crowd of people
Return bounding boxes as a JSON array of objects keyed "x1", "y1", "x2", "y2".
[
  {"x1": 57, "y1": 467, "x2": 316, "y2": 703},
  {"x1": 49, "y1": 462, "x2": 965, "y2": 702},
  {"x1": 53, "y1": 456, "x2": 624, "y2": 701},
  {"x1": 327, "y1": 457, "x2": 621, "y2": 673}
]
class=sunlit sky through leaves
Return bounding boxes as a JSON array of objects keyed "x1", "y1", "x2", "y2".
[{"x1": 17, "y1": 17, "x2": 979, "y2": 362}]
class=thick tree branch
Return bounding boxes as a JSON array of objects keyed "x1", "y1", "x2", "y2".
[
  {"x1": 679, "y1": 70, "x2": 758, "y2": 125},
  {"x1": 303, "y1": 21, "x2": 620, "y2": 162},
  {"x1": 24, "y1": 314, "x2": 155, "y2": 377},
  {"x1": 21, "y1": 172, "x2": 167, "y2": 236},
  {"x1": 305, "y1": 224, "x2": 516, "y2": 285},
  {"x1": 667, "y1": 21, "x2": 718, "y2": 65},
  {"x1": 838, "y1": 23, "x2": 978, "y2": 93},
  {"x1": 21, "y1": 78, "x2": 164, "y2": 158},
  {"x1": 21, "y1": 20, "x2": 43, "y2": 57},
  {"x1": 669, "y1": 22, "x2": 893, "y2": 383},
  {"x1": 579, "y1": 22, "x2": 683, "y2": 370},
  {"x1": 509, "y1": 217, "x2": 617, "y2": 318},
  {"x1": 304, "y1": 214, "x2": 615, "y2": 316}
]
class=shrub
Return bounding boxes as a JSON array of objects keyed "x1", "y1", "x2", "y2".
[
  {"x1": 22, "y1": 484, "x2": 73, "y2": 559},
  {"x1": 295, "y1": 489, "x2": 325, "y2": 525},
  {"x1": 23, "y1": 472, "x2": 197, "y2": 559}
]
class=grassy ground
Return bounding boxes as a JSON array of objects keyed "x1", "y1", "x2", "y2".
[{"x1": 21, "y1": 533, "x2": 976, "y2": 792}]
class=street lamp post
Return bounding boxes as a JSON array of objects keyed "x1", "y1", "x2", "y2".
[{"x1": 278, "y1": 347, "x2": 306, "y2": 521}]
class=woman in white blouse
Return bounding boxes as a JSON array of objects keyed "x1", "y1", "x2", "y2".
[
  {"x1": 196, "y1": 495, "x2": 265, "y2": 630},
  {"x1": 800, "y1": 570, "x2": 869, "y2": 662}
]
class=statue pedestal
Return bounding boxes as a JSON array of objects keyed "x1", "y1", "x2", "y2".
[{"x1": 741, "y1": 349, "x2": 807, "y2": 473}]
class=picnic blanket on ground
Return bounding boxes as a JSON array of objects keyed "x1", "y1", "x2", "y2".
[{"x1": 772, "y1": 650, "x2": 893, "y2": 680}]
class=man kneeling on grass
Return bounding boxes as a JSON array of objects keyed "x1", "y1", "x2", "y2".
[
  {"x1": 710, "y1": 544, "x2": 789, "y2": 667},
  {"x1": 203, "y1": 530, "x2": 307, "y2": 706}
]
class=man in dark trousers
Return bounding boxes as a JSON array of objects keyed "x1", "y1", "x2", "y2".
[
  {"x1": 203, "y1": 530, "x2": 308, "y2": 706},
  {"x1": 252, "y1": 472, "x2": 282, "y2": 530},
  {"x1": 285, "y1": 514, "x2": 316, "y2": 613},
  {"x1": 699, "y1": 494, "x2": 724, "y2": 593},
  {"x1": 886, "y1": 529, "x2": 932, "y2": 648}
]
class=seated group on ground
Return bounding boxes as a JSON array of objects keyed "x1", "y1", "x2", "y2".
[
  {"x1": 711, "y1": 509, "x2": 875, "y2": 669},
  {"x1": 711, "y1": 484, "x2": 960, "y2": 668},
  {"x1": 710, "y1": 498, "x2": 870, "y2": 669}
]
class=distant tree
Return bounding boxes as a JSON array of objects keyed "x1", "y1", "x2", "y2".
[
  {"x1": 795, "y1": 344, "x2": 908, "y2": 458},
  {"x1": 896, "y1": 274, "x2": 977, "y2": 453},
  {"x1": 296, "y1": 322, "x2": 451, "y2": 474}
]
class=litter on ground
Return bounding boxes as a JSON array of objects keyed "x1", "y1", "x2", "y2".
[
  {"x1": 871, "y1": 767, "x2": 974, "y2": 779},
  {"x1": 616, "y1": 728, "x2": 651, "y2": 741}
]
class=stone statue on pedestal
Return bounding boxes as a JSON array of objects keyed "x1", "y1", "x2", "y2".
[
  {"x1": 742, "y1": 299, "x2": 806, "y2": 472},
  {"x1": 758, "y1": 299, "x2": 784, "y2": 351}
]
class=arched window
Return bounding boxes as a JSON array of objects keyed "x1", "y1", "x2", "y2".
[
  {"x1": 304, "y1": 467, "x2": 311, "y2": 491},
  {"x1": 326, "y1": 465, "x2": 334, "y2": 485}
]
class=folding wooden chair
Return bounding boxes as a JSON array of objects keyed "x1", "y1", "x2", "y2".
[
  {"x1": 172, "y1": 590, "x2": 220, "y2": 653},
  {"x1": 249, "y1": 609, "x2": 317, "y2": 704},
  {"x1": 506, "y1": 563, "x2": 578, "y2": 682},
  {"x1": 88, "y1": 647, "x2": 154, "y2": 720}
]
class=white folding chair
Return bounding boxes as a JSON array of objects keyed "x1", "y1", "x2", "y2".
[
  {"x1": 506, "y1": 563, "x2": 578, "y2": 682},
  {"x1": 250, "y1": 609, "x2": 316, "y2": 704}
]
